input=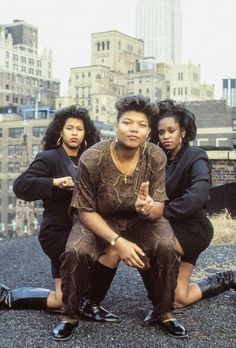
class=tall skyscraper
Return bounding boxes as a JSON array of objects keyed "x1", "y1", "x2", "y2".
[{"x1": 135, "y1": 0, "x2": 182, "y2": 64}]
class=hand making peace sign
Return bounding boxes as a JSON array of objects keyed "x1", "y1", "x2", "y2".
[{"x1": 135, "y1": 181, "x2": 154, "y2": 217}]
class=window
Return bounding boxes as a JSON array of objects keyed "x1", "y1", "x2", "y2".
[
  {"x1": 8, "y1": 162, "x2": 21, "y2": 173},
  {"x1": 8, "y1": 179, "x2": 14, "y2": 190},
  {"x1": 32, "y1": 144, "x2": 40, "y2": 156},
  {"x1": 0, "y1": 128, "x2": 2, "y2": 137},
  {"x1": 232, "y1": 119, "x2": 236, "y2": 131},
  {"x1": 8, "y1": 128, "x2": 24, "y2": 139},
  {"x1": 178, "y1": 72, "x2": 183, "y2": 81},
  {"x1": 8, "y1": 145, "x2": 21, "y2": 156},
  {"x1": 32, "y1": 126, "x2": 47, "y2": 137}
]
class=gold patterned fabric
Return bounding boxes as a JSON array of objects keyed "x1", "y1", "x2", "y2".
[{"x1": 60, "y1": 140, "x2": 180, "y2": 318}]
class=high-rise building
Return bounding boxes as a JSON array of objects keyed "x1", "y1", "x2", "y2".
[
  {"x1": 0, "y1": 20, "x2": 60, "y2": 112},
  {"x1": 223, "y1": 79, "x2": 236, "y2": 107},
  {"x1": 135, "y1": 0, "x2": 182, "y2": 64}
]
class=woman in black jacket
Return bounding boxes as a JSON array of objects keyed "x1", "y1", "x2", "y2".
[
  {"x1": 142, "y1": 99, "x2": 236, "y2": 325},
  {"x1": 0, "y1": 106, "x2": 100, "y2": 311}
]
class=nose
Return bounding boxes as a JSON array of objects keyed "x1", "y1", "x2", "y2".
[
  {"x1": 72, "y1": 128, "x2": 78, "y2": 135},
  {"x1": 163, "y1": 132, "x2": 169, "y2": 139},
  {"x1": 130, "y1": 125, "x2": 139, "y2": 133}
]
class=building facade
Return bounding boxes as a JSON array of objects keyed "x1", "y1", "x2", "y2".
[
  {"x1": 0, "y1": 20, "x2": 60, "y2": 112},
  {"x1": 168, "y1": 62, "x2": 214, "y2": 102},
  {"x1": 184, "y1": 99, "x2": 236, "y2": 149},
  {"x1": 135, "y1": 0, "x2": 182, "y2": 64}
]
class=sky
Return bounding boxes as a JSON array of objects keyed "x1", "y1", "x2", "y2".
[{"x1": 1, "y1": 0, "x2": 236, "y2": 97}]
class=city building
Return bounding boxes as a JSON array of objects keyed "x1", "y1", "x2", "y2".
[
  {"x1": 57, "y1": 30, "x2": 214, "y2": 122},
  {"x1": 56, "y1": 31, "x2": 170, "y2": 122},
  {"x1": 167, "y1": 62, "x2": 215, "y2": 102},
  {"x1": 0, "y1": 20, "x2": 60, "y2": 113},
  {"x1": 135, "y1": 0, "x2": 182, "y2": 64},
  {"x1": 223, "y1": 78, "x2": 236, "y2": 107},
  {"x1": 184, "y1": 99, "x2": 236, "y2": 149}
]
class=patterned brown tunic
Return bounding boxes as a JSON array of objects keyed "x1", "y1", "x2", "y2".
[{"x1": 60, "y1": 140, "x2": 180, "y2": 318}]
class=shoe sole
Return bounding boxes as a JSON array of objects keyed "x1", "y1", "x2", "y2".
[
  {"x1": 52, "y1": 334, "x2": 73, "y2": 342},
  {"x1": 168, "y1": 333, "x2": 188, "y2": 339},
  {"x1": 80, "y1": 313, "x2": 121, "y2": 323}
]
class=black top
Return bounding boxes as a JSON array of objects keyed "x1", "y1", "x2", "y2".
[
  {"x1": 164, "y1": 144, "x2": 211, "y2": 220},
  {"x1": 13, "y1": 147, "x2": 78, "y2": 260}
]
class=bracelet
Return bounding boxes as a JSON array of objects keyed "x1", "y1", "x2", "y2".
[
  {"x1": 110, "y1": 235, "x2": 121, "y2": 246},
  {"x1": 136, "y1": 211, "x2": 151, "y2": 219}
]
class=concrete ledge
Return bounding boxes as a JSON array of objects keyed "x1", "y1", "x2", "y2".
[{"x1": 207, "y1": 150, "x2": 236, "y2": 160}]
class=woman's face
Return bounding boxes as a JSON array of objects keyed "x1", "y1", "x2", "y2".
[
  {"x1": 61, "y1": 117, "x2": 85, "y2": 151},
  {"x1": 158, "y1": 116, "x2": 185, "y2": 157},
  {"x1": 116, "y1": 111, "x2": 150, "y2": 149}
]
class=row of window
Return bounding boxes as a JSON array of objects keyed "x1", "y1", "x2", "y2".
[
  {"x1": 177, "y1": 72, "x2": 199, "y2": 82},
  {"x1": 0, "y1": 127, "x2": 46, "y2": 139}
]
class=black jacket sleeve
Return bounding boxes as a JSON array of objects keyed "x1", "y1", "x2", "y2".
[
  {"x1": 13, "y1": 152, "x2": 54, "y2": 201},
  {"x1": 164, "y1": 158, "x2": 210, "y2": 219}
]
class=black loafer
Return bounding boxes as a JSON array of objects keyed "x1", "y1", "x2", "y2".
[
  {"x1": 80, "y1": 298, "x2": 120, "y2": 322},
  {"x1": 142, "y1": 308, "x2": 158, "y2": 326},
  {"x1": 157, "y1": 319, "x2": 188, "y2": 338},
  {"x1": 52, "y1": 321, "x2": 78, "y2": 341},
  {"x1": 0, "y1": 284, "x2": 10, "y2": 308}
]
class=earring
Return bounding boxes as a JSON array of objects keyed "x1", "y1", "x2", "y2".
[
  {"x1": 56, "y1": 136, "x2": 62, "y2": 146},
  {"x1": 142, "y1": 141, "x2": 147, "y2": 156},
  {"x1": 83, "y1": 140, "x2": 87, "y2": 150},
  {"x1": 114, "y1": 136, "x2": 118, "y2": 149}
]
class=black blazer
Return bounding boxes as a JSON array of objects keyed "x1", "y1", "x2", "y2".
[
  {"x1": 164, "y1": 145, "x2": 211, "y2": 220},
  {"x1": 13, "y1": 147, "x2": 77, "y2": 259}
]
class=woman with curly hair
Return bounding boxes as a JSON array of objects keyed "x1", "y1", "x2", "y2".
[
  {"x1": 142, "y1": 99, "x2": 236, "y2": 326},
  {"x1": 0, "y1": 106, "x2": 100, "y2": 311}
]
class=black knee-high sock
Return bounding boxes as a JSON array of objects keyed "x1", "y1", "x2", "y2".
[
  {"x1": 139, "y1": 268, "x2": 153, "y2": 303},
  {"x1": 85, "y1": 261, "x2": 117, "y2": 303}
]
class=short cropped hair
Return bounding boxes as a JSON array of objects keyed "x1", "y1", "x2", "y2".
[{"x1": 115, "y1": 95, "x2": 159, "y2": 124}]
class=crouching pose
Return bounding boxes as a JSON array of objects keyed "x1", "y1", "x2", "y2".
[
  {"x1": 52, "y1": 95, "x2": 187, "y2": 341},
  {"x1": 140, "y1": 99, "x2": 236, "y2": 326},
  {"x1": 0, "y1": 106, "x2": 99, "y2": 312}
]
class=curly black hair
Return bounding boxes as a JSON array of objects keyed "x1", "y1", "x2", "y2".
[
  {"x1": 115, "y1": 95, "x2": 159, "y2": 124},
  {"x1": 149, "y1": 99, "x2": 197, "y2": 145},
  {"x1": 42, "y1": 105, "x2": 100, "y2": 152}
]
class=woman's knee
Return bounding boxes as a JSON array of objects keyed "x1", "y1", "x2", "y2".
[
  {"x1": 99, "y1": 246, "x2": 120, "y2": 268},
  {"x1": 174, "y1": 289, "x2": 189, "y2": 308}
]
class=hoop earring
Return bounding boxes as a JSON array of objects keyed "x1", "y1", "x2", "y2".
[
  {"x1": 142, "y1": 141, "x2": 147, "y2": 156},
  {"x1": 56, "y1": 136, "x2": 62, "y2": 147},
  {"x1": 115, "y1": 136, "x2": 118, "y2": 149},
  {"x1": 83, "y1": 140, "x2": 87, "y2": 150}
]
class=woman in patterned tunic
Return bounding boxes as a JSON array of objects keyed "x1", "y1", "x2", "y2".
[{"x1": 52, "y1": 95, "x2": 187, "y2": 341}]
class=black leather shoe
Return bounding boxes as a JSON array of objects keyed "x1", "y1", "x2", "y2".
[
  {"x1": 52, "y1": 321, "x2": 78, "y2": 341},
  {"x1": 0, "y1": 284, "x2": 10, "y2": 308},
  {"x1": 157, "y1": 319, "x2": 188, "y2": 338},
  {"x1": 80, "y1": 298, "x2": 120, "y2": 322},
  {"x1": 142, "y1": 307, "x2": 158, "y2": 326}
]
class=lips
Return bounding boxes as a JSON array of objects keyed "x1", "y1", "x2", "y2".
[
  {"x1": 127, "y1": 135, "x2": 140, "y2": 141},
  {"x1": 162, "y1": 142, "x2": 172, "y2": 147},
  {"x1": 70, "y1": 138, "x2": 79, "y2": 142}
]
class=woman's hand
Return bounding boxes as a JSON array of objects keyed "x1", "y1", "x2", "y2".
[
  {"x1": 115, "y1": 237, "x2": 145, "y2": 269},
  {"x1": 135, "y1": 181, "x2": 154, "y2": 216},
  {"x1": 53, "y1": 176, "x2": 74, "y2": 190}
]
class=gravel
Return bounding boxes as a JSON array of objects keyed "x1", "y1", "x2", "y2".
[{"x1": 0, "y1": 236, "x2": 235, "y2": 348}]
